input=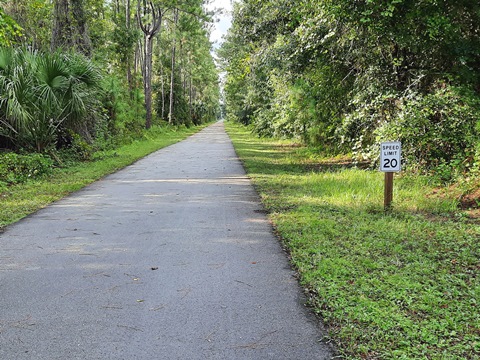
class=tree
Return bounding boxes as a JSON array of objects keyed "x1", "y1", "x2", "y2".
[
  {"x1": 168, "y1": 8, "x2": 178, "y2": 124},
  {"x1": 3, "y1": 1, "x2": 59, "y2": 51},
  {"x1": 137, "y1": 0, "x2": 167, "y2": 129},
  {"x1": 0, "y1": 0, "x2": 220, "y2": 154},
  {"x1": 137, "y1": 0, "x2": 218, "y2": 127},
  {"x1": 51, "y1": 0, "x2": 92, "y2": 55},
  {"x1": 165, "y1": 0, "x2": 219, "y2": 125},
  {"x1": 111, "y1": 0, "x2": 139, "y2": 93},
  {"x1": 221, "y1": 0, "x2": 480, "y2": 172}
]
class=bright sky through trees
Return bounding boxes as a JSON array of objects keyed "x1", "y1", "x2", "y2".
[{"x1": 206, "y1": 0, "x2": 232, "y2": 48}]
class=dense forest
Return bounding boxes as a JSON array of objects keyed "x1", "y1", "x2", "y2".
[
  {"x1": 220, "y1": 0, "x2": 480, "y2": 182},
  {"x1": 2, "y1": 0, "x2": 480, "y2": 183},
  {"x1": 0, "y1": 0, "x2": 220, "y2": 161}
]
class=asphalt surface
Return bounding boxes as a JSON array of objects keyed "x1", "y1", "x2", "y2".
[{"x1": 0, "y1": 121, "x2": 333, "y2": 359}]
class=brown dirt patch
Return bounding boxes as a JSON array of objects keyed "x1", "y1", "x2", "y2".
[
  {"x1": 458, "y1": 187, "x2": 480, "y2": 220},
  {"x1": 459, "y1": 187, "x2": 480, "y2": 210}
]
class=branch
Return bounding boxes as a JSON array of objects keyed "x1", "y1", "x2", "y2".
[
  {"x1": 137, "y1": 0, "x2": 168, "y2": 36},
  {"x1": 151, "y1": 2, "x2": 165, "y2": 36},
  {"x1": 137, "y1": 0, "x2": 148, "y2": 34}
]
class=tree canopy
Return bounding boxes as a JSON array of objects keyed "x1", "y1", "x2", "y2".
[
  {"x1": 220, "y1": 0, "x2": 480, "y2": 177},
  {"x1": 0, "y1": 0, "x2": 220, "y2": 153}
]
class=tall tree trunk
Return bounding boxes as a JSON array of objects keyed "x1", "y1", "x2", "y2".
[
  {"x1": 71, "y1": 0, "x2": 91, "y2": 56},
  {"x1": 160, "y1": 62, "x2": 165, "y2": 119},
  {"x1": 183, "y1": 68, "x2": 187, "y2": 97},
  {"x1": 51, "y1": 0, "x2": 91, "y2": 56},
  {"x1": 189, "y1": 76, "x2": 193, "y2": 121},
  {"x1": 168, "y1": 9, "x2": 179, "y2": 125},
  {"x1": 137, "y1": 0, "x2": 163, "y2": 129},
  {"x1": 144, "y1": 33, "x2": 154, "y2": 129},
  {"x1": 126, "y1": 0, "x2": 133, "y2": 93},
  {"x1": 51, "y1": 0, "x2": 71, "y2": 51}
]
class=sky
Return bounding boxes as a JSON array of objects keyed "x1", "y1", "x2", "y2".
[{"x1": 205, "y1": 0, "x2": 233, "y2": 49}]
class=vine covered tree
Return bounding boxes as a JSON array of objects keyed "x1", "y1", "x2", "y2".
[{"x1": 52, "y1": 0, "x2": 92, "y2": 55}]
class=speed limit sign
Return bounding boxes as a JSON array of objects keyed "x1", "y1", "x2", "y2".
[{"x1": 380, "y1": 142, "x2": 401, "y2": 172}]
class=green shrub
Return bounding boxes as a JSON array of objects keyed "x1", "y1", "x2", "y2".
[
  {"x1": 341, "y1": 82, "x2": 480, "y2": 179},
  {"x1": 101, "y1": 74, "x2": 145, "y2": 145},
  {"x1": 0, "y1": 152, "x2": 53, "y2": 184},
  {"x1": 0, "y1": 47, "x2": 102, "y2": 152},
  {"x1": 376, "y1": 83, "x2": 480, "y2": 177}
]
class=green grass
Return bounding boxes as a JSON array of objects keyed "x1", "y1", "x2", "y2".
[
  {"x1": 225, "y1": 121, "x2": 480, "y2": 359},
  {"x1": 0, "y1": 124, "x2": 210, "y2": 228}
]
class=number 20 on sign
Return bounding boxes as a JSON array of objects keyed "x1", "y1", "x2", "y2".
[
  {"x1": 380, "y1": 141, "x2": 401, "y2": 172},
  {"x1": 380, "y1": 142, "x2": 401, "y2": 211}
]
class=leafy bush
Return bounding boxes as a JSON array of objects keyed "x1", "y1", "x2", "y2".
[
  {"x1": 101, "y1": 74, "x2": 145, "y2": 145},
  {"x1": 337, "y1": 82, "x2": 480, "y2": 180},
  {"x1": 0, "y1": 47, "x2": 102, "y2": 152},
  {"x1": 0, "y1": 152, "x2": 53, "y2": 184},
  {"x1": 375, "y1": 83, "x2": 480, "y2": 177},
  {"x1": 0, "y1": 8, "x2": 23, "y2": 46}
]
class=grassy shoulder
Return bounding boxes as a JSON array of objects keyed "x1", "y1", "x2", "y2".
[
  {"x1": 0, "y1": 123, "x2": 210, "y2": 229},
  {"x1": 225, "y1": 121, "x2": 480, "y2": 359}
]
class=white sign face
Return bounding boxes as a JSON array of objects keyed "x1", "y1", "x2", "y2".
[{"x1": 380, "y1": 142, "x2": 402, "y2": 172}]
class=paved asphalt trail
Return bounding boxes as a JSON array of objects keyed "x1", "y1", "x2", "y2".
[{"x1": 1, "y1": 122, "x2": 333, "y2": 359}]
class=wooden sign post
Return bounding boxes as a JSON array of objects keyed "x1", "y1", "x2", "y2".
[
  {"x1": 384, "y1": 172, "x2": 394, "y2": 210},
  {"x1": 380, "y1": 142, "x2": 402, "y2": 211}
]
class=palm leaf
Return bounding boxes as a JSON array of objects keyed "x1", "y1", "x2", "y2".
[
  {"x1": 36, "y1": 53, "x2": 69, "y2": 89},
  {"x1": 64, "y1": 52, "x2": 102, "y2": 88},
  {"x1": 0, "y1": 47, "x2": 103, "y2": 151}
]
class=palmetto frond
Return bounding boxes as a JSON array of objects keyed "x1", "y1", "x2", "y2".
[
  {"x1": 0, "y1": 51, "x2": 35, "y2": 134},
  {"x1": 65, "y1": 52, "x2": 101, "y2": 88},
  {"x1": 60, "y1": 52, "x2": 102, "y2": 128},
  {"x1": 35, "y1": 53, "x2": 69, "y2": 113},
  {"x1": 0, "y1": 47, "x2": 102, "y2": 152}
]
